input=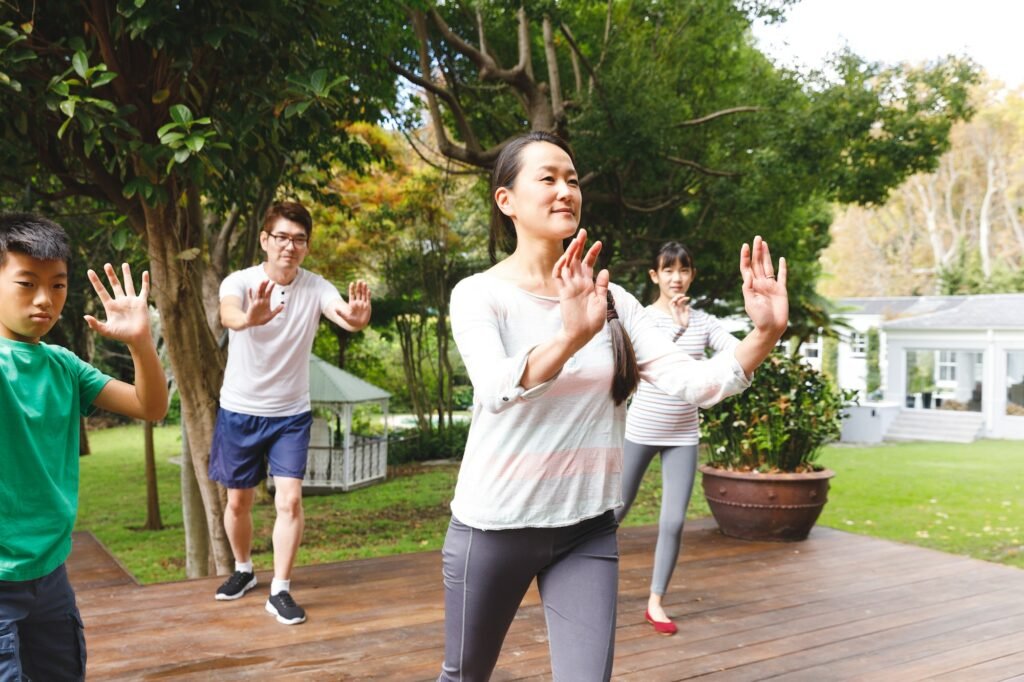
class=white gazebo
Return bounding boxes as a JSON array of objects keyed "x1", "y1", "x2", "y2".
[{"x1": 303, "y1": 355, "x2": 390, "y2": 491}]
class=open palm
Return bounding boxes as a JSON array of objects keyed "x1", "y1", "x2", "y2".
[
  {"x1": 740, "y1": 236, "x2": 789, "y2": 337},
  {"x1": 84, "y1": 263, "x2": 153, "y2": 345},
  {"x1": 553, "y1": 229, "x2": 609, "y2": 345}
]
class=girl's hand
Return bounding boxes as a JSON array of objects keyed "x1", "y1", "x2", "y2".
[
  {"x1": 668, "y1": 294, "x2": 691, "y2": 329},
  {"x1": 552, "y1": 229, "x2": 609, "y2": 349},
  {"x1": 84, "y1": 263, "x2": 154, "y2": 346},
  {"x1": 740, "y1": 236, "x2": 788, "y2": 338}
]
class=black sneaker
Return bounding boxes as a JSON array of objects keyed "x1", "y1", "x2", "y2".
[
  {"x1": 265, "y1": 591, "x2": 306, "y2": 625},
  {"x1": 215, "y1": 571, "x2": 257, "y2": 601}
]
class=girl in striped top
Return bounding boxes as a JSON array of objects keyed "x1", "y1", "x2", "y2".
[
  {"x1": 440, "y1": 132, "x2": 788, "y2": 681},
  {"x1": 616, "y1": 242, "x2": 740, "y2": 636}
]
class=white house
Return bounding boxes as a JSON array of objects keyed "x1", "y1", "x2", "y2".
[{"x1": 831, "y1": 294, "x2": 1024, "y2": 442}]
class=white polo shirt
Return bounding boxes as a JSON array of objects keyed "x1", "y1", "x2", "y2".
[{"x1": 219, "y1": 265, "x2": 341, "y2": 416}]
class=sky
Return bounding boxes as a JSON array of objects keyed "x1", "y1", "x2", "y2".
[{"x1": 751, "y1": 0, "x2": 1024, "y2": 88}]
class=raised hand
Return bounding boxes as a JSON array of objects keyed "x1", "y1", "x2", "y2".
[
  {"x1": 334, "y1": 280, "x2": 372, "y2": 332},
  {"x1": 552, "y1": 229, "x2": 609, "y2": 348},
  {"x1": 668, "y1": 294, "x2": 691, "y2": 329},
  {"x1": 84, "y1": 263, "x2": 154, "y2": 346},
  {"x1": 740, "y1": 236, "x2": 788, "y2": 338},
  {"x1": 244, "y1": 279, "x2": 285, "y2": 328}
]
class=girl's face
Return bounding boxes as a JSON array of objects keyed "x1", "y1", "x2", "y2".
[
  {"x1": 495, "y1": 142, "x2": 581, "y2": 243},
  {"x1": 649, "y1": 259, "x2": 696, "y2": 300}
]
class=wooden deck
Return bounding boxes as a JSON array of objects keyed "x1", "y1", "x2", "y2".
[{"x1": 68, "y1": 520, "x2": 1024, "y2": 680}]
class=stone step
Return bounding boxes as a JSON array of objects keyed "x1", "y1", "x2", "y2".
[{"x1": 883, "y1": 409, "x2": 984, "y2": 443}]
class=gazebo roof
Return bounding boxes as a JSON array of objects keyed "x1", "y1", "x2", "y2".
[{"x1": 309, "y1": 355, "x2": 390, "y2": 405}]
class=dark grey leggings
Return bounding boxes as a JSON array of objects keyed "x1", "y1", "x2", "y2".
[
  {"x1": 614, "y1": 440, "x2": 698, "y2": 595},
  {"x1": 438, "y1": 511, "x2": 618, "y2": 682}
]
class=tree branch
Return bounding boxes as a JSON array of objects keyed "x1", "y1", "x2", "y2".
[
  {"x1": 673, "y1": 106, "x2": 762, "y2": 127},
  {"x1": 665, "y1": 156, "x2": 739, "y2": 177},
  {"x1": 542, "y1": 15, "x2": 564, "y2": 124}
]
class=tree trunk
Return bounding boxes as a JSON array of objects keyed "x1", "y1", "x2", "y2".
[
  {"x1": 143, "y1": 421, "x2": 163, "y2": 531},
  {"x1": 79, "y1": 417, "x2": 91, "y2": 457},
  {"x1": 180, "y1": 421, "x2": 212, "y2": 578},
  {"x1": 142, "y1": 202, "x2": 233, "y2": 575}
]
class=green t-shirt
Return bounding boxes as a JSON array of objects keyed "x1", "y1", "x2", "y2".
[{"x1": 0, "y1": 336, "x2": 112, "y2": 581}]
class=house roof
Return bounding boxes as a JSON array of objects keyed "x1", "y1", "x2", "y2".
[
  {"x1": 874, "y1": 294, "x2": 1024, "y2": 330},
  {"x1": 309, "y1": 355, "x2": 391, "y2": 405},
  {"x1": 836, "y1": 296, "x2": 966, "y2": 318}
]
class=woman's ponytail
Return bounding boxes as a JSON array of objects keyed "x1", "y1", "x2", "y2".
[{"x1": 606, "y1": 291, "x2": 639, "y2": 405}]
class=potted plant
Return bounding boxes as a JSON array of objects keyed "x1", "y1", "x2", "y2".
[{"x1": 699, "y1": 351, "x2": 857, "y2": 541}]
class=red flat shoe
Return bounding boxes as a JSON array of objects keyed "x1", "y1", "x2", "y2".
[{"x1": 645, "y1": 609, "x2": 678, "y2": 636}]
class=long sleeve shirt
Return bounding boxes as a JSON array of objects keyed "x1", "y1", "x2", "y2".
[
  {"x1": 625, "y1": 306, "x2": 740, "y2": 446},
  {"x1": 448, "y1": 273, "x2": 750, "y2": 530}
]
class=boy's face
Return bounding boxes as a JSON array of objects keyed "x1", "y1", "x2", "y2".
[{"x1": 0, "y1": 252, "x2": 68, "y2": 343}]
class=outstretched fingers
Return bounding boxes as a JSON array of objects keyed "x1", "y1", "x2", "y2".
[
  {"x1": 594, "y1": 268, "x2": 610, "y2": 301},
  {"x1": 86, "y1": 267, "x2": 114, "y2": 306},
  {"x1": 739, "y1": 242, "x2": 753, "y2": 292},
  {"x1": 102, "y1": 263, "x2": 126, "y2": 299}
]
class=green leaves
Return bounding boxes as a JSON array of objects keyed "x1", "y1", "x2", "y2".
[
  {"x1": 702, "y1": 352, "x2": 858, "y2": 473},
  {"x1": 156, "y1": 104, "x2": 217, "y2": 174}
]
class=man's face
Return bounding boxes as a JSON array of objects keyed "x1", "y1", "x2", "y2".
[
  {"x1": 0, "y1": 252, "x2": 68, "y2": 343},
  {"x1": 260, "y1": 218, "x2": 310, "y2": 270}
]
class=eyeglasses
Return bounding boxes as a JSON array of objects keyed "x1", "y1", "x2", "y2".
[{"x1": 268, "y1": 232, "x2": 309, "y2": 248}]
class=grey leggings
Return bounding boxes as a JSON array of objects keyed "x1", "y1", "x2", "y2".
[
  {"x1": 614, "y1": 440, "x2": 698, "y2": 596},
  {"x1": 438, "y1": 511, "x2": 618, "y2": 682}
]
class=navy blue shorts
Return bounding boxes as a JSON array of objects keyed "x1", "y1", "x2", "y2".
[
  {"x1": 209, "y1": 408, "x2": 313, "y2": 489},
  {"x1": 0, "y1": 563, "x2": 86, "y2": 682}
]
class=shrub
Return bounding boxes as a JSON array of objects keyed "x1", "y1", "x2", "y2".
[
  {"x1": 388, "y1": 420, "x2": 470, "y2": 465},
  {"x1": 701, "y1": 352, "x2": 857, "y2": 473}
]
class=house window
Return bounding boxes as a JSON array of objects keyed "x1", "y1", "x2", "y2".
[
  {"x1": 802, "y1": 343, "x2": 819, "y2": 359},
  {"x1": 938, "y1": 350, "x2": 957, "y2": 382},
  {"x1": 1008, "y1": 351, "x2": 1024, "y2": 417},
  {"x1": 850, "y1": 332, "x2": 867, "y2": 356}
]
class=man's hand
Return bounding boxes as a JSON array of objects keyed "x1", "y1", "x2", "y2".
[
  {"x1": 330, "y1": 280, "x2": 372, "y2": 332},
  {"x1": 244, "y1": 280, "x2": 285, "y2": 329},
  {"x1": 84, "y1": 263, "x2": 154, "y2": 346}
]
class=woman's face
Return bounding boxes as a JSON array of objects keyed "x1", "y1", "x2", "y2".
[
  {"x1": 495, "y1": 141, "x2": 582, "y2": 243},
  {"x1": 649, "y1": 259, "x2": 696, "y2": 300}
]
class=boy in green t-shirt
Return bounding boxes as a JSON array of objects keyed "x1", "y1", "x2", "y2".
[{"x1": 0, "y1": 213, "x2": 168, "y2": 681}]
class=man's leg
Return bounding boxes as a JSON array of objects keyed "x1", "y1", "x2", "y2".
[
  {"x1": 271, "y1": 476, "x2": 304, "y2": 582},
  {"x1": 224, "y1": 487, "x2": 257, "y2": 565},
  {"x1": 265, "y1": 476, "x2": 306, "y2": 624},
  {"x1": 215, "y1": 487, "x2": 259, "y2": 601}
]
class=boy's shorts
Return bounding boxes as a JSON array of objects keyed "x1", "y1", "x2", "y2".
[
  {"x1": 0, "y1": 563, "x2": 86, "y2": 682},
  {"x1": 209, "y1": 408, "x2": 313, "y2": 489}
]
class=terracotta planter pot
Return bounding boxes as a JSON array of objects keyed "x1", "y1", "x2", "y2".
[{"x1": 699, "y1": 465, "x2": 835, "y2": 542}]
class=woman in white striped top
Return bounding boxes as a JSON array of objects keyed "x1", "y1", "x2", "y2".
[
  {"x1": 615, "y1": 242, "x2": 740, "y2": 636},
  {"x1": 440, "y1": 132, "x2": 788, "y2": 680}
]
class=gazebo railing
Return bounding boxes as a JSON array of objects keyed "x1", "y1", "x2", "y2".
[{"x1": 304, "y1": 435, "x2": 387, "y2": 491}]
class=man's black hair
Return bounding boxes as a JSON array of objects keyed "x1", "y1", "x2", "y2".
[{"x1": 0, "y1": 212, "x2": 72, "y2": 266}]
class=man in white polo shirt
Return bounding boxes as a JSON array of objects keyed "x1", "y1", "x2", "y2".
[{"x1": 209, "y1": 201, "x2": 370, "y2": 625}]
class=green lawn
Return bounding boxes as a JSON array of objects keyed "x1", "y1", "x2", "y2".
[
  {"x1": 75, "y1": 426, "x2": 1023, "y2": 583},
  {"x1": 817, "y1": 440, "x2": 1024, "y2": 568}
]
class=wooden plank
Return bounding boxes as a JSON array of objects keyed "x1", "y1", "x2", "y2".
[
  {"x1": 68, "y1": 522, "x2": 1024, "y2": 680},
  {"x1": 65, "y1": 531, "x2": 137, "y2": 590}
]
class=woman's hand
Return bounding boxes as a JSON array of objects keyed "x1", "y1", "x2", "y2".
[
  {"x1": 740, "y1": 236, "x2": 788, "y2": 339},
  {"x1": 552, "y1": 229, "x2": 609, "y2": 351}
]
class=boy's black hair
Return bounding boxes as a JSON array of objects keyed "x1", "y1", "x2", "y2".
[{"x1": 0, "y1": 212, "x2": 72, "y2": 266}]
